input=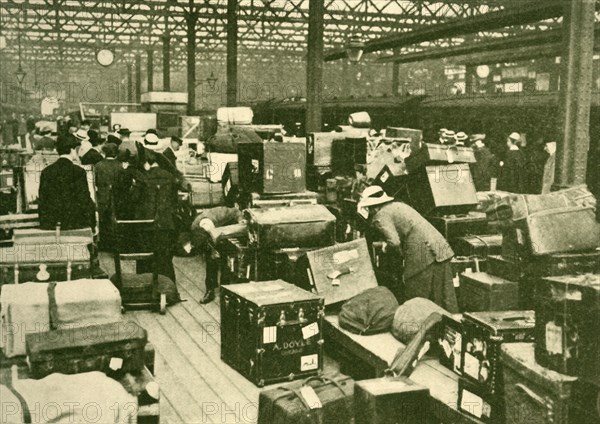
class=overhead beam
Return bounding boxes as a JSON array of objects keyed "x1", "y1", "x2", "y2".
[
  {"x1": 186, "y1": 6, "x2": 198, "y2": 115},
  {"x1": 227, "y1": 0, "x2": 238, "y2": 106},
  {"x1": 324, "y1": 0, "x2": 567, "y2": 61},
  {"x1": 377, "y1": 24, "x2": 600, "y2": 64}
]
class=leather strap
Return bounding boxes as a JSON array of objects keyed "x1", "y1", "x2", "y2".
[
  {"x1": 47, "y1": 282, "x2": 59, "y2": 330},
  {"x1": 6, "y1": 373, "x2": 31, "y2": 423}
]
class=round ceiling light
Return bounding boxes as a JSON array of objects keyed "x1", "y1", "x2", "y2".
[
  {"x1": 476, "y1": 65, "x2": 490, "y2": 79},
  {"x1": 96, "y1": 49, "x2": 115, "y2": 67}
]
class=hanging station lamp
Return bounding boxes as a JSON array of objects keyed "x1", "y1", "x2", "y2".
[{"x1": 346, "y1": 36, "x2": 365, "y2": 63}]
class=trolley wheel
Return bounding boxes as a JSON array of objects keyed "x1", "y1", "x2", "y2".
[{"x1": 159, "y1": 294, "x2": 167, "y2": 315}]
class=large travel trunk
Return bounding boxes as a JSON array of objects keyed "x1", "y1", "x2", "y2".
[
  {"x1": 354, "y1": 376, "x2": 429, "y2": 424},
  {"x1": 452, "y1": 234, "x2": 503, "y2": 258},
  {"x1": 426, "y1": 211, "x2": 490, "y2": 241},
  {"x1": 238, "y1": 141, "x2": 306, "y2": 194},
  {"x1": 221, "y1": 161, "x2": 239, "y2": 205},
  {"x1": 244, "y1": 190, "x2": 319, "y2": 209},
  {"x1": 520, "y1": 207, "x2": 600, "y2": 256},
  {"x1": 461, "y1": 311, "x2": 535, "y2": 394},
  {"x1": 407, "y1": 164, "x2": 478, "y2": 216},
  {"x1": 245, "y1": 205, "x2": 336, "y2": 250},
  {"x1": 458, "y1": 271, "x2": 520, "y2": 312},
  {"x1": 26, "y1": 320, "x2": 147, "y2": 378},
  {"x1": 458, "y1": 376, "x2": 504, "y2": 423},
  {"x1": 257, "y1": 373, "x2": 354, "y2": 424},
  {"x1": 502, "y1": 343, "x2": 577, "y2": 424},
  {"x1": 535, "y1": 274, "x2": 600, "y2": 383},
  {"x1": 12, "y1": 228, "x2": 93, "y2": 246},
  {"x1": 0, "y1": 243, "x2": 91, "y2": 285},
  {"x1": 0, "y1": 279, "x2": 122, "y2": 357},
  {"x1": 331, "y1": 137, "x2": 368, "y2": 176},
  {"x1": 523, "y1": 250, "x2": 600, "y2": 278},
  {"x1": 207, "y1": 125, "x2": 262, "y2": 153},
  {"x1": 220, "y1": 280, "x2": 324, "y2": 387},
  {"x1": 297, "y1": 238, "x2": 378, "y2": 307},
  {"x1": 405, "y1": 143, "x2": 476, "y2": 173},
  {"x1": 188, "y1": 177, "x2": 224, "y2": 208},
  {"x1": 306, "y1": 132, "x2": 345, "y2": 167}
]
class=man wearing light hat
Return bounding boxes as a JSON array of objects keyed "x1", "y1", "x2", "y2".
[
  {"x1": 442, "y1": 130, "x2": 456, "y2": 145},
  {"x1": 358, "y1": 186, "x2": 458, "y2": 312},
  {"x1": 454, "y1": 132, "x2": 468, "y2": 146},
  {"x1": 144, "y1": 133, "x2": 160, "y2": 147},
  {"x1": 498, "y1": 132, "x2": 526, "y2": 193}
]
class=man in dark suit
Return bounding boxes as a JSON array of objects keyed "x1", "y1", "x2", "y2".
[
  {"x1": 469, "y1": 134, "x2": 498, "y2": 191},
  {"x1": 38, "y1": 134, "x2": 96, "y2": 231},
  {"x1": 94, "y1": 142, "x2": 123, "y2": 250},
  {"x1": 497, "y1": 132, "x2": 527, "y2": 193},
  {"x1": 162, "y1": 136, "x2": 182, "y2": 168},
  {"x1": 80, "y1": 130, "x2": 104, "y2": 166},
  {"x1": 358, "y1": 186, "x2": 458, "y2": 312}
]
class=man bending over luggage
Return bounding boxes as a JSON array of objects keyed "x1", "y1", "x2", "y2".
[
  {"x1": 191, "y1": 206, "x2": 245, "y2": 304},
  {"x1": 358, "y1": 186, "x2": 458, "y2": 312},
  {"x1": 39, "y1": 134, "x2": 96, "y2": 231}
]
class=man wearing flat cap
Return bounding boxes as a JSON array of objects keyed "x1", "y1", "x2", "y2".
[
  {"x1": 358, "y1": 186, "x2": 458, "y2": 312},
  {"x1": 38, "y1": 134, "x2": 96, "y2": 231}
]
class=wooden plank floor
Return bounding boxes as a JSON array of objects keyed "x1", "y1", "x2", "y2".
[{"x1": 99, "y1": 253, "x2": 338, "y2": 424}]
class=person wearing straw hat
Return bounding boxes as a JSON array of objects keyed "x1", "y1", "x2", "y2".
[
  {"x1": 442, "y1": 130, "x2": 456, "y2": 145},
  {"x1": 358, "y1": 186, "x2": 458, "y2": 312},
  {"x1": 454, "y1": 132, "x2": 468, "y2": 146},
  {"x1": 437, "y1": 128, "x2": 448, "y2": 144}
]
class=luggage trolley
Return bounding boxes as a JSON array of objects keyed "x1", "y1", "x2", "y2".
[{"x1": 111, "y1": 217, "x2": 168, "y2": 314}]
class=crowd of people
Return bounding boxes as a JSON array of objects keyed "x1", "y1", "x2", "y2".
[{"x1": 434, "y1": 128, "x2": 557, "y2": 194}]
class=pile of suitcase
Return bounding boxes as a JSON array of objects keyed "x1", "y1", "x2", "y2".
[{"x1": 433, "y1": 189, "x2": 600, "y2": 423}]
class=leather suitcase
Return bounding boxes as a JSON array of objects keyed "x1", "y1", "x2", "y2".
[
  {"x1": 218, "y1": 236, "x2": 253, "y2": 284},
  {"x1": 26, "y1": 320, "x2": 147, "y2": 379},
  {"x1": 502, "y1": 343, "x2": 577, "y2": 424},
  {"x1": 0, "y1": 244, "x2": 91, "y2": 285},
  {"x1": 306, "y1": 132, "x2": 345, "y2": 167},
  {"x1": 523, "y1": 207, "x2": 600, "y2": 256},
  {"x1": 384, "y1": 127, "x2": 423, "y2": 152},
  {"x1": 257, "y1": 374, "x2": 354, "y2": 424},
  {"x1": 461, "y1": 311, "x2": 535, "y2": 395},
  {"x1": 458, "y1": 272, "x2": 520, "y2": 312},
  {"x1": 535, "y1": 274, "x2": 600, "y2": 383},
  {"x1": 189, "y1": 177, "x2": 225, "y2": 207},
  {"x1": 255, "y1": 247, "x2": 316, "y2": 284},
  {"x1": 407, "y1": 164, "x2": 478, "y2": 216},
  {"x1": 354, "y1": 376, "x2": 429, "y2": 424},
  {"x1": 427, "y1": 211, "x2": 489, "y2": 240},
  {"x1": 374, "y1": 164, "x2": 409, "y2": 201},
  {"x1": 0, "y1": 279, "x2": 122, "y2": 358},
  {"x1": 298, "y1": 238, "x2": 378, "y2": 306},
  {"x1": 487, "y1": 255, "x2": 524, "y2": 282},
  {"x1": 452, "y1": 234, "x2": 503, "y2": 259},
  {"x1": 221, "y1": 162, "x2": 239, "y2": 205},
  {"x1": 406, "y1": 143, "x2": 476, "y2": 173},
  {"x1": 331, "y1": 137, "x2": 368, "y2": 176},
  {"x1": 245, "y1": 205, "x2": 336, "y2": 250},
  {"x1": 524, "y1": 251, "x2": 600, "y2": 278},
  {"x1": 458, "y1": 376, "x2": 504, "y2": 423},
  {"x1": 238, "y1": 141, "x2": 306, "y2": 194},
  {"x1": 452, "y1": 256, "x2": 486, "y2": 282},
  {"x1": 220, "y1": 280, "x2": 324, "y2": 386}
]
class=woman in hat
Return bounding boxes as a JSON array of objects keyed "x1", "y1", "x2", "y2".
[{"x1": 358, "y1": 186, "x2": 458, "y2": 312}]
